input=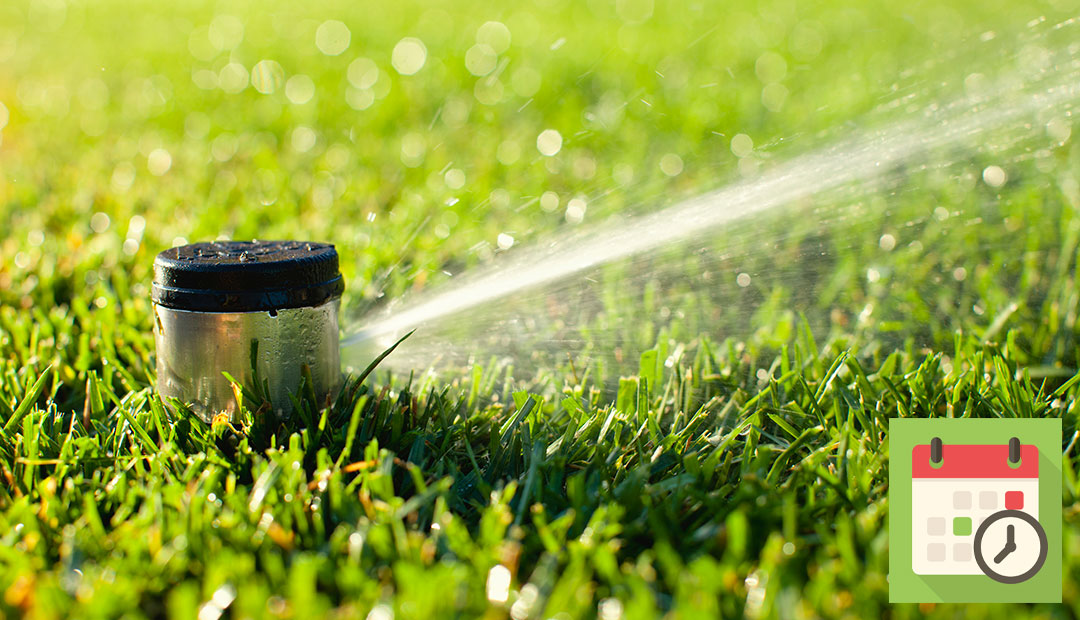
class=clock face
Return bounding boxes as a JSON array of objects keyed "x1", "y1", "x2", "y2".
[{"x1": 973, "y1": 510, "x2": 1048, "y2": 584}]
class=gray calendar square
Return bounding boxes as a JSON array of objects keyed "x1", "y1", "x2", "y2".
[
  {"x1": 926, "y1": 517, "x2": 946, "y2": 535},
  {"x1": 978, "y1": 491, "x2": 996, "y2": 509},
  {"x1": 927, "y1": 543, "x2": 946, "y2": 562},
  {"x1": 952, "y1": 490, "x2": 971, "y2": 509},
  {"x1": 953, "y1": 543, "x2": 972, "y2": 561}
]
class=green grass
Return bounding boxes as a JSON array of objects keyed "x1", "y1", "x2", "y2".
[{"x1": 2, "y1": 0, "x2": 1080, "y2": 618}]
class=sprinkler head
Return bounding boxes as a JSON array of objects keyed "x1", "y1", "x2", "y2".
[{"x1": 152, "y1": 240, "x2": 344, "y2": 423}]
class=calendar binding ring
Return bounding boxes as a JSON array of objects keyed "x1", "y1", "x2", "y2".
[{"x1": 925, "y1": 436, "x2": 1022, "y2": 466}]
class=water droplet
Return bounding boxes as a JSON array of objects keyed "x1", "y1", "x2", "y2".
[
  {"x1": 291, "y1": 126, "x2": 317, "y2": 153},
  {"x1": 208, "y1": 14, "x2": 244, "y2": 51},
  {"x1": 315, "y1": 20, "x2": 350, "y2": 56},
  {"x1": 537, "y1": 129, "x2": 562, "y2": 156},
  {"x1": 510, "y1": 66, "x2": 541, "y2": 97},
  {"x1": 444, "y1": 169, "x2": 465, "y2": 189},
  {"x1": 761, "y1": 83, "x2": 788, "y2": 112},
  {"x1": 465, "y1": 44, "x2": 497, "y2": 77},
  {"x1": 90, "y1": 212, "x2": 110, "y2": 234},
  {"x1": 659, "y1": 153, "x2": 683, "y2": 176},
  {"x1": 348, "y1": 58, "x2": 379, "y2": 89},
  {"x1": 736, "y1": 272, "x2": 751, "y2": 287},
  {"x1": 147, "y1": 148, "x2": 172, "y2": 176},
  {"x1": 366, "y1": 603, "x2": 393, "y2": 620},
  {"x1": 616, "y1": 0, "x2": 654, "y2": 23},
  {"x1": 476, "y1": 21, "x2": 511, "y2": 54},
  {"x1": 485, "y1": 564, "x2": 512, "y2": 604},
  {"x1": 879, "y1": 234, "x2": 896, "y2": 251},
  {"x1": 251, "y1": 60, "x2": 284, "y2": 94},
  {"x1": 218, "y1": 62, "x2": 248, "y2": 93},
  {"x1": 497, "y1": 140, "x2": 521, "y2": 165},
  {"x1": 400, "y1": 132, "x2": 425, "y2": 167},
  {"x1": 540, "y1": 191, "x2": 559, "y2": 212},
  {"x1": 496, "y1": 233, "x2": 514, "y2": 250},
  {"x1": 565, "y1": 197, "x2": 586, "y2": 224},
  {"x1": 111, "y1": 162, "x2": 136, "y2": 192},
  {"x1": 730, "y1": 134, "x2": 753, "y2": 158},
  {"x1": 285, "y1": 75, "x2": 315, "y2": 104},
  {"x1": 392, "y1": 38, "x2": 427, "y2": 75},
  {"x1": 755, "y1": 51, "x2": 787, "y2": 83},
  {"x1": 1046, "y1": 117, "x2": 1071, "y2": 143},
  {"x1": 982, "y1": 165, "x2": 1007, "y2": 187}
]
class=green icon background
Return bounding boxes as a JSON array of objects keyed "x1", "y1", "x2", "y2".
[{"x1": 889, "y1": 418, "x2": 1061, "y2": 603}]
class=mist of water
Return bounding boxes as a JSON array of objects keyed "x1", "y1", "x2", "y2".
[{"x1": 342, "y1": 17, "x2": 1080, "y2": 380}]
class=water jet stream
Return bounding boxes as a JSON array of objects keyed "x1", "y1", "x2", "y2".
[{"x1": 343, "y1": 19, "x2": 1080, "y2": 377}]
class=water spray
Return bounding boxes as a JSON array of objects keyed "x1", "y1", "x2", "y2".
[
  {"x1": 342, "y1": 19, "x2": 1080, "y2": 378},
  {"x1": 152, "y1": 241, "x2": 344, "y2": 422}
]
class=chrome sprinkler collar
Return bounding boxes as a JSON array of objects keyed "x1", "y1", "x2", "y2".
[{"x1": 152, "y1": 240, "x2": 344, "y2": 423}]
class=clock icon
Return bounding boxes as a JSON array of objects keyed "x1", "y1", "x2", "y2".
[{"x1": 973, "y1": 509, "x2": 1048, "y2": 583}]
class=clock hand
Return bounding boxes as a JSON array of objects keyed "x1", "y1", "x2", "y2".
[{"x1": 993, "y1": 524, "x2": 1017, "y2": 564}]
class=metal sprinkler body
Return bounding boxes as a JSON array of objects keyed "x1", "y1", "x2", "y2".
[{"x1": 152, "y1": 240, "x2": 344, "y2": 423}]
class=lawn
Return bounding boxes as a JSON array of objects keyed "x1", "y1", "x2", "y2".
[{"x1": 2, "y1": 0, "x2": 1080, "y2": 618}]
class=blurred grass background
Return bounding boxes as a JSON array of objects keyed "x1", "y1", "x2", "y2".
[{"x1": 2, "y1": 0, "x2": 1080, "y2": 618}]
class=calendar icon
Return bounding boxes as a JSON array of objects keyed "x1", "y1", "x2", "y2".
[
  {"x1": 911, "y1": 437, "x2": 1047, "y2": 583},
  {"x1": 890, "y1": 418, "x2": 1061, "y2": 603}
]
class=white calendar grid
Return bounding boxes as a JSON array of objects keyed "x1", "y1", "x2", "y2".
[
  {"x1": 911, "y1": 478, "x2": 1039, "y2": 574},
  {"x1": 910, "y1": 443, "x2": 1039, "y2": 575}
]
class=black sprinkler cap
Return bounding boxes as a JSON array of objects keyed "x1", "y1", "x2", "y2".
[{"x1": 152, "y1": 240, "x2": 344, "y2": 312}]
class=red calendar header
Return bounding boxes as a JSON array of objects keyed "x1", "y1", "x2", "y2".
[{"x1": 911, "y1": 443, "x2": 1038, "y2": 478}]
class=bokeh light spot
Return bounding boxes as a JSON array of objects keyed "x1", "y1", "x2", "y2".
[
  {"x1": 316, "y1": 20, "x2": 351, "y2": 56},
  {"x1": 392, "y1": 38, "x2": 427, "y2": 75},
  {"x1": 251, "y1": 60, "x2": 284, "y2": 94},
  {"x1": 536, "y1": 129, "x2": 562, "y2": 156}
]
